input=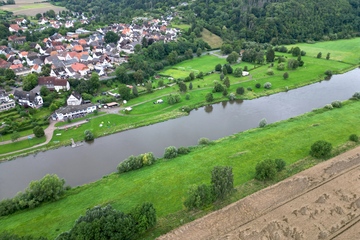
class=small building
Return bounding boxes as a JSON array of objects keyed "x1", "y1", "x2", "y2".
[
  {"x1": 13, "y1": 90, "x2": 43, "y2": 108},
  {"x1": 54, "y1": 104, "x2": 97, "y2": 121},
  {"x1": 105, "y1": 102, "x2": 119, "y2": 108},
  {"x1": 67, "y1": 91, "x2": 82, "y2": 106},
  {"x1": 0, "y1": 90, "x2": 15, "y2": 112}
]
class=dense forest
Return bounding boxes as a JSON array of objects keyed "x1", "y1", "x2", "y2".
[{"x1": 52, "y1": 0, "x2": 360, "y2": 43}]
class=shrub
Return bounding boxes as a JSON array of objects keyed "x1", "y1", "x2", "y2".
[
  {"x1": 283, "y1": 72, "x2": 289, "y2": 80},
  {"x1": 236, "y1": 87, "x2": 245, "y2": 95},
  {"x1": 352, "y1": 92, "x2": 360, "y2": 99},
  {"x1": 117, "y1": 152, "x2": 156, "y2": 173},
  {"x1": 255, "y1": 83, "x2": 261, "y2": 88},
  {"x1": 247, "y1": 87, "x2": 252, "y2": 91},
  {"x1": 228, "y1": 93, "x2": 235, "y2": 100},
  {"x1": 205, "y1": 93, "x2": 213, "y2": 102},
  {"x1": 185, "y1": 93, "x2": 190, "y2": 100},
  {"x1": 275, "y1": 159, "x2": 286, "y2": 172},
  {"x1": 222, "y1": 88, "x2": 228, "y2": 96},
  {"x1": 213, "y1": 82, "x2": 224, "y2": 92},
  {"x1": 164, "y1": 146, "x2": 177, "y2": 159},
  {"x1": 264, "y1": 82, "x2": 272, "y2": 89},
  {"x1": 184, "y1": 184, "x2": 213, "y2": 210},
  {"x1": 84, "y1": 130, "x2": 94, "y2": 141},
  {"x1": 324, "y1": 104, "x2": 333, "y2": 109},
  {"x1": 317, "y1": 52, "x2": 322, "y2": 58},
  {"x1": 255, "y1": 159, "x2": 277, "y2": 181},
  {"x1": 325, "y1": 70, "x2": 333, "y2": 76},
  {"x1": 177, "y1": 146, "x2": 190, "y2": 155},
  {"x1": 331, "y1": 100, "x2": 342, "y2": 108},
  {"x1": 266, "y1": 69, "x2": 274, "y2": 75},
  {"x1": 243, "y1": 66, "x2": 248, "y2": 71},
  {"x1": 259, "y1": 118, "x2": 267, "y2": 128},
  {"x1": 277, "y1": 63, "x2": 285, "y2": 70},
  {"x1": 310, "y1": 140, "x2": 332, "y2": 158},
  {"x1": 33, "y1": 126, "x2": 45, "y2": 138},
  {"x1": 198, "y1": 137, "x2": 211, "y2": 145},
  {"x1": 349, "y1": 134, "x2": 359, "y2": 142}
]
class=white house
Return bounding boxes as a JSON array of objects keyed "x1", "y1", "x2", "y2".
[
  {"x1": 13, "y1": 90, "x2": 43, "y2": 108},
  {"x1": 53, "y1": 104, "x2": 97, "y2": 121},
  {"x1": 38, "y1": 76, "x2": 70, "y2": 92},
  {"x1": 67, "y1": 92, "x2": 82, "y2": 106}
]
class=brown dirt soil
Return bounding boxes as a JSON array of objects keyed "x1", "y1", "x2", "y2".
[{"x1": 158, "y1": 146, "x2": 360, "y2": 240}]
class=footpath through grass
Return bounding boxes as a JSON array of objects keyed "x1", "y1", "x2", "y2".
[{"x1": 2, "y1": 99, "x2": 360, "y2": 239}]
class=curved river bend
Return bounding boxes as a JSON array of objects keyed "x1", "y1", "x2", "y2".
[{"x1": 0, "y1": 68, "x2": 359, "y2": 199}]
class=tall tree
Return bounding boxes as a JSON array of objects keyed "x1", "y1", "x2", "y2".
[
  {"x1": 266, "y1": 48, "x2": 275, "y2": 62},
  {"x1": 211, "y1": 166, "x2": 234, "y2": 200}
]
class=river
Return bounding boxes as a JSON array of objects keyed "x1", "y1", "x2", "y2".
[{"x1": 0, "y1": 68, "x2": 359, "y2": 199}]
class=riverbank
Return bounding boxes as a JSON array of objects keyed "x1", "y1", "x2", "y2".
[
  {"x1": 2, "y1": 97, "x2": 360, "y2": 239},
  {"x1": 1, "y1": 60, "x2": 357, "y2": 161}
]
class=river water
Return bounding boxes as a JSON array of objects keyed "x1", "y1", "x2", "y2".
[{"x1": 0, "y1": 68, "x2": 359, "y2": 199}]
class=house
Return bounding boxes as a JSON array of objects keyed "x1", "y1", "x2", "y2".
[
  {"x1": 67, "y1": 91, "x2": 82, "y2": 106},
  {"x1": 13, "y1": 90, "x2": 43, "y2": 108},
  {"x1": 38, "y1": 76, "x2": 70, "y2": 92},
  {"x1": 31, "y1": 64, "x2": 42, "y2": 74},
  {"x1": 71, "y1": 62, "x2": 88, "y2": 76},
  {"x1": 0, "y1": 58, "x2": 11, "y2": 69},
  {"x1": 0, "y1": 90, "x2": 15, "y2": 112},
  {"x1": 13, "y1": 67, "x2": 31, "y2": 76},
  {"x1": 9, "y1": 24, "x2": 20, "y2": 32},
  {"x1": 53, "y1": 103, "x2": 96, "y2": 121}
]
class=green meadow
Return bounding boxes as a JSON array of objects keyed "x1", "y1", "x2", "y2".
[
  {"x1": 2, "y1": 99, "x2": 360, "y2": 239},
  {"x1": 287, "y1": 38, "x2": 360, "y2": 64},
  {"x1": 160, "y1": 55, "x2": 227, "y2": 78}
]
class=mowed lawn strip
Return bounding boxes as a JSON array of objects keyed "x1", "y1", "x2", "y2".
[{"x1": 2, "y1": 100, "x2": 360, "y2": 239}]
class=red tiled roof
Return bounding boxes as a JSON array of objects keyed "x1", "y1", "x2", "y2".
[{"x1": 71, "y1": 62, "x2": 87, "y2": 71}]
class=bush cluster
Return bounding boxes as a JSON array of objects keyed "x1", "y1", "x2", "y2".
[
  {"x1": 0, "y1": 174, "x2": 66, "y2": 217},
  {"x1": 310, "y1": 140, "x2": 332, "y2": 158},
  {"x1": 255, "y1": 159, "x2": 286, "y2": 181},
  {"x1": 117, "y1": 152, "x2": 156, "y2": 173},
  {"x1": 57, "y1": 203, "x2": 156, "y2": 240},
  {"x1": 324, "y1": 104, "x2": 333, "y2": 109},
  {"x1": 164, "y1": 146, "x2": 178, "y2": 159},
  {"x1": 184, "y1": 166, "x2": 233, "y2": 210},
  {"x1": 264, "y1": 82, "x2": 272, "y2": 89},
  {"x1": 349, "y1": 134, "x2": 359, "y2": 142},
  {"x1": 198, "y1": 137, "x2": 211, "y2": 145},
  {"x1": 331, "y1": 100, "x2": 342, "y2": 108},
  {"x1": 255, "y1": 83, "x2": 261, "y2": 88}
]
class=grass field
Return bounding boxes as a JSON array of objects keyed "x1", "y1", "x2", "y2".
[
  {"x1": 2, "y1": 99, "x2": 360, "y2": 239},
  {"x1": 200, "y1": 28, "x2": 223, "y2": 49},
  {"x1": 160, "y1": 55, "x2": 227, "y2": 78},
  {"x1": 0, "y1": 1, "x2": 66, "y2": 16},
  {"x1": 170, "y1": 24, "x2": 190, "y2": 31},
  {"x1": 0, "y1": 136, "x2": 45, "y2": 154},
  {"x1": 287, "y1": 38, "x2": 360, "y2": 64}
]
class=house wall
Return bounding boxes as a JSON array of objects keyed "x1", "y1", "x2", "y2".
[{"x1": 67, "y1": 95, "x2": 82, "y2": 105}]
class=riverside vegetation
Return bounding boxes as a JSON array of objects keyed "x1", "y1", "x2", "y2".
[
  {"x1": 1, "y1": 37, "x2": 360, "y2": 238},
  {"x1": 2, "y1": 38, "x2": 359, "y2": 159},
  {"x1": 3, "y1": 95, "x2": 360, "y2": 238}
]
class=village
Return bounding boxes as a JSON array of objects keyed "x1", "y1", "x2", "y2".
[{"x1": 0, "y1": 11, "x2": 181, "y2": 120}]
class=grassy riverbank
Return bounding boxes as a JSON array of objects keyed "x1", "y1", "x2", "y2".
[
  {"x1": 2, "y1": 98, "x2": 360, "y2": 239},
  {"x1": 1, "y1": 39, "x2": 359, "y2": 159}
]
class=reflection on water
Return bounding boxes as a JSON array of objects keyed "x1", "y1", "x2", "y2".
[{"x1": 0, "y1": 68, "x2": 359, "y2": 199}]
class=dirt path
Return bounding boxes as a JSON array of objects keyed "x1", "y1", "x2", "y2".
[{"x1": 159, "y1": 146, "x2": 360, "y2": 240}]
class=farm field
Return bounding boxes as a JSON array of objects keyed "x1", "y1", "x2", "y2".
[
  {"x1": 0, "y1": 0, "x2": 66, "y2": 16},
  {"x1": 2, "y1": 99, "x2": 360, "y2": 239},
  {"x1": 160, "y1": 145, "x2": 360, "y2": 240}
]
